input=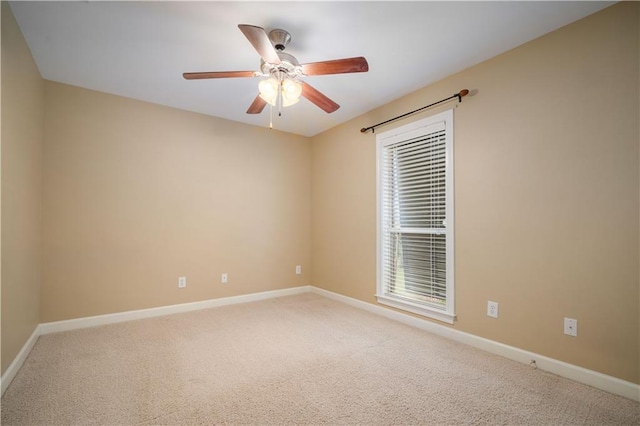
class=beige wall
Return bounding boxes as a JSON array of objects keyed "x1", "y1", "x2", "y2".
[
  {"x1": 311, "y1": 2, "x2": 640, "y2": 384},
  {"x1": 1, "y1": 2, "x2": 44, "y2": 375},
  {"x1": 41, "y1": 82, "x2": 311, "y2": 322}
]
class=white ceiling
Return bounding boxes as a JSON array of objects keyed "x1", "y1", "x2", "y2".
[{"x1": 10, "y1": 1, "x2": 613, "y2": 137}]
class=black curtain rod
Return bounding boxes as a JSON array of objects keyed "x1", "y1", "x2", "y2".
[{"x1": 360, "y1": 89, "x2": 469, "y2": 134}]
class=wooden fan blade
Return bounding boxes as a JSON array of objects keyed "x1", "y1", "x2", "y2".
[
  {"x1": 301, "y1": 81, "x2": 340, "y2": 113},
  {"x1": 301, "y1": 57, "x2": 369, "y2": 76},
  {"x1": 183, "y1": 71, "x2": 255, "y2": 80},
  {"x1": 247, "y1": 95, "x2": 267, "y2": 114},
  {"x1": 238, "y1": 24, "x2": 281, "y2": 65}
]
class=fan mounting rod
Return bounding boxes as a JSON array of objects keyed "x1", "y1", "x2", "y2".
[
  {"x1": 268, "y1": 29, "x2": 291, "y2": 51},
  {"x1": 259, "y1": 29, "x2": 299, "y2": 77}
]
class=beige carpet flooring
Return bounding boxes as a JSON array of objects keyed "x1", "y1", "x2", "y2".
[{"x1": 1, "y1": 293, "x2": 638, "y2": 425}]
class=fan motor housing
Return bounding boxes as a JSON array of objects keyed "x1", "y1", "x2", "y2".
[{"x1": 261, "y1": 52, "x2": 301, "y2": 77}]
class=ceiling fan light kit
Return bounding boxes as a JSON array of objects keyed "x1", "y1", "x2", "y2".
[
  {"x1": 183, "y1": 24, "x2": 369, "y2": 127},
  {"x1": 258, "y1": 73, "x2": 302, "y2": 108}
]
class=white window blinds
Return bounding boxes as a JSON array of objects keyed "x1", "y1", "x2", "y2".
[{"x1": 376, "y1": 110, "x2": 454, "y2": 323}]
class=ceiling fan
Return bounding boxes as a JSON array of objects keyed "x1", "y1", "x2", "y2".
[{"x1": 183, "y1": 25, "x2": 369, "y2": 115}]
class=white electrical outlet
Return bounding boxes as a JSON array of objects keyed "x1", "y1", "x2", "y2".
[
  {"x1": 221, "y1": 273, "x2": 228, "y2": 284},
  {"x1": 296, "y1": 265, "x2": 302, "y2": 275},
  {"x1": 487, "y1": 301, "x2": 499, "y2": 318},
  {"x1": 564, "y1": 318, "x2": 578, "y2": 336},
  {"x1": 178, "y1": 276, "x2": 186, "y2": 288}
]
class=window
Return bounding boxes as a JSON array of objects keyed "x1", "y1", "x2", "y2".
[{"x1": 376, "y1": 109, "x2": 455, "y2": 324}]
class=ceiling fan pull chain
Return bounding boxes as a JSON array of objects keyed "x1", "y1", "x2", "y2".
[
  {"x1": 278, "y1": 72, "x2": 283, "y2": 117},
  {"x1": 269, "y1": 104, "x2": 273, "y2": 129}
]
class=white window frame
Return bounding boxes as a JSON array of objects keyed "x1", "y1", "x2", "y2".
[{"x1": 375, "y1": 109, "x2": 455, "y2": 324}]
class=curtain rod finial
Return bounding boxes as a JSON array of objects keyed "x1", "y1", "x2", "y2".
[
  {"x1": 459, "y1": 89, "x2": 469, "y2": 97},
  {"x1": 360, "y1": 127, "x2": 369, "y2": 133}
]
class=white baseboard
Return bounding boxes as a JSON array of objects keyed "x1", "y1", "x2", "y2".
[
  {"x1": 309, "y1": 286, "x2": 640, "y2": 402},
  {"x1": 3, "y1": 285, "x2": 638, "y2": 402},
  {"x1": 39, "y1": 286, "x2": 311, "y2": 335},
  {"x1": 1, "y1": 326, "x2": 40, "y2": 396}
]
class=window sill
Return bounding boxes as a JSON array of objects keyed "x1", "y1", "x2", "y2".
[{"x1": 375, "y1": 294, "x2": 456, "y2": 324}]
